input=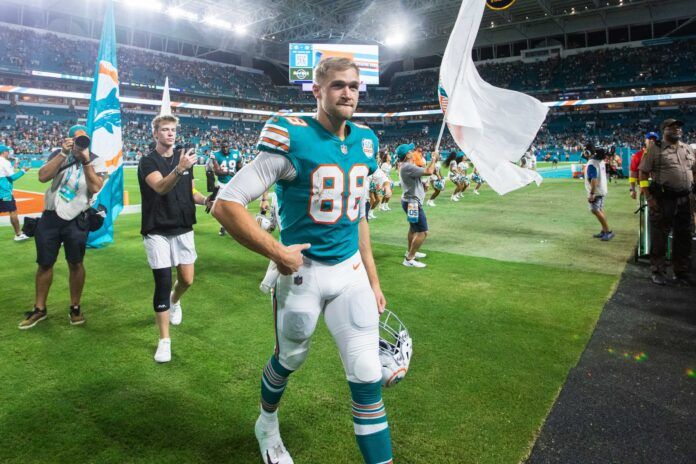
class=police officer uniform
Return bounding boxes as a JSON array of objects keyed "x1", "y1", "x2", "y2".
[{"x1": 639, "y1": 119, "x2": 696, "y2": 281}]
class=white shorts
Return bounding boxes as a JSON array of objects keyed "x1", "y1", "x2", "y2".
[{"x1": 143, "y1": 231, "x2": 197, "y2": 269}]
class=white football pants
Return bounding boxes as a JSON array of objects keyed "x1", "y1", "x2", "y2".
[{"x1": 272, "y1": 251, "x2": 382, "y2": 384}]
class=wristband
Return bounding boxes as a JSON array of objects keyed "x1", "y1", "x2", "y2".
[
  {"x1": 174, "y1": 168, "x2": 183, "y2": 177},
  {"x1": 639, "y1": 180, "x2": 650, "y2": 188}
]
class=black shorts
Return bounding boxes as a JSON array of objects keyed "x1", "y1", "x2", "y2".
[
  {"x1": 0, "y1": 199, "x2": 17, "y2": 213},
  {"x1": 35, "y1": 210, "x2": 89, "y2": 266},
  {"x1": 401, "y1": 200, "x2": 428, "y2": 233}
]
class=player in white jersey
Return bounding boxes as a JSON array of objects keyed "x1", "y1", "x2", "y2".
[{"x1": 212, "y1": 57, "x2": 394, "y2": 464}]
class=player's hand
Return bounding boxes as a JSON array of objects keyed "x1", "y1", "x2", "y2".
[
  {"x1": 76, "y1": 146, "x2": 90, "y2": 163},
  {"x1": 178, "y1": 148, "x2": 197, "y2": 171},
  {"x1": 372, "y1": 285, "x2": 387, "y2": 314},
  {"x1": 61, "y1": 138, "x2": 74, "y2": 155},
  {"x1": 276, "y1": 243, "x2": 310, "y2": 275}
]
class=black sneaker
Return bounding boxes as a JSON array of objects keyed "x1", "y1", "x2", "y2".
[
  {"x1": 218, "y1": 227, "x2": 226, "y2": 236},
  {"x1": 69, "y1": 305, "x2": 85, "y2": 325},
  {"x1": 592, "y1": 231, "x2": 605, "y2": 238},
  {"x1": 601, "y1": 231, "x2": 615, "y2": 241},
  {"x1": 651, "y1": 273, "x2": 667, "y2": 286}
]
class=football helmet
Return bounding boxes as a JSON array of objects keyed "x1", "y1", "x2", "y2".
[
  {"x1": 379, "y1": 309, "x2": 412, "y2": 388},
  {"x1": 256, "y1": 212, "x2": 275, "y2": 232}
]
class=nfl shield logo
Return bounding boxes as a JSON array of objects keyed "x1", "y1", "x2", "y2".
[
  {"x1": 294, "y1": 275, "x2": 303, "y2": 285},
  {"x1": 340, "y1": 144, "x2": 348, "y2": 155},
  {"x1": 362, "y1": 139, "x2": 374, "y2": 158}
]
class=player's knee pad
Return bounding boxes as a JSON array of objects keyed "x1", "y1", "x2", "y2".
[
  {"x1": 350, "y1": 349, "x2": 382, "y2": 384},
  {"x1": 152, "y1": 267, "x2": 172, "y2": 312},
  {"x1": 279, "y1": 345, "x2": 310, "y2": 371}
]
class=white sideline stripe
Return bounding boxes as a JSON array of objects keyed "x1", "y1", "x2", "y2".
[{"x1": 0, "y1": 204, "x2": 142, "y2": 226}]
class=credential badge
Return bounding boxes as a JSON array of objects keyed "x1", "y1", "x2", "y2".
[{"x1": 362, "y1": 138, "x2": 374, "y2": 158}]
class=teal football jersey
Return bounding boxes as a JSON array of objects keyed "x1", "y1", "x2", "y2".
[
  {"x1": 257, "y1": 115, "x2": 379, "y2": 264},
  {"x1": 214, "y1": 150, "x2": 240, "y2": 184}
]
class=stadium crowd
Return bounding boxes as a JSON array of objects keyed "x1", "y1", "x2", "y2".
[{"x1": 2, "y1": 24, "x2": 695, "y2": 106}]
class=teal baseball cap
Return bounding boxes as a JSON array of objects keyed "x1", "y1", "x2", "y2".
[
  {"x1": 68, "y1": 125, "x2": 89, "y2": 138},
  {"x1": 0, "y1": 144, "x2": 10, "y2": 154},
  {"x1": 395, "y1": 143, "x2": 415, "y2": 161}
]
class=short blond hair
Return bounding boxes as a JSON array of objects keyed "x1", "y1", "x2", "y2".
[
  {"x1": 313, "y1": 57, "x2": 360, "y2": 85},
  {"x1": 151, "y1": 114, "x2": 179, "y2": 133}
]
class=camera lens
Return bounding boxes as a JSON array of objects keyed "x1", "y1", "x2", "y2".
[{"x1": 74, "y1": 135, "x2": 90, "y2": 149}]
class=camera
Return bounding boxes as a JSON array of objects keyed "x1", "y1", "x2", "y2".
[{"x1": 74, "y1": 135, "x2": 91, "y2": 150}]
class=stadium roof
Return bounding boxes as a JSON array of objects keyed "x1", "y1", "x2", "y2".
[{"x1": 1, "y1": 0, "x2": 695, "y2": 65}]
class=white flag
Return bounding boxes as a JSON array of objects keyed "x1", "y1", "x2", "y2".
[
  {"x1": 159, "y1": 76, "x2": 171, "y2": 116},
  {"x1": 439, "y1": 0, "x2": 548, "y2": 195}
]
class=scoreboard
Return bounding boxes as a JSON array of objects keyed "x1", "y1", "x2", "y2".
[{"x1": 289, "y1": 43, "x2": 379, "y2": 85}]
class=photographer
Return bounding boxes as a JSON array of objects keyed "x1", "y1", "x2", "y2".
[
  {"x1": 639, "y1": 119, "x2": 696, "y2": 286},
  {"x1": 0, "y1": 144, "x2": 30, "y2": 241},
  {"x1": 18, "y1": 125, "x2": 107, "y2": 329},
  {"x1": 138, "y1": 115, "x2": 212, "y2": 363}
]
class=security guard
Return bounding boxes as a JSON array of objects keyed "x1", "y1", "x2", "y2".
[{"x1": 638, "y1": 118, "x2": 696, "y2": 285}]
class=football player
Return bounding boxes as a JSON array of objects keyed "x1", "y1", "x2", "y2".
[
  {"x1": 213, "y1": 140, "x2": 241, "y2": 235},
  {"x1": 213, "y1": 57, "x2": 393, "y2": 464}
]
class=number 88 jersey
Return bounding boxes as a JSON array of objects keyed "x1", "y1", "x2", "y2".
[{"x1": 257, "y1": 115, "x2": 379, "y2": 264}]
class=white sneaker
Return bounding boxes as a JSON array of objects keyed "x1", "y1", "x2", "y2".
[
  {"x1": 473, "y1": 190, "x2": 480, "y2": 195},
  {"x1": 368, "y1": 210, "x2": 377, "y2": 220},
  {"x1": 255, "y1": 414, "x2": 294, "y2": 464},
  {"x1": 169, "y1": 293, "x2": 182, "y2": 326},
  {"x1": 451, "y1": 195, "x2": 459, "y2": 202},
  {"x1": 404, "y1": 251, "x2": 427, "y2": 259},
  {"x1": 403, "y1": 258, "x2": 426, "y2": 268},
  {"x1": 426, "y1": 200, "x2": 436, "y2": 207},
  {"x1": 14, "y1": 233, "x2": 29, "y2": 241},
  {"x1": 154, "y1": 338, "x2": 171, "y2": 363},
  {"x1": 379, "y1": 204, "x2": 387, "y2": 211}
]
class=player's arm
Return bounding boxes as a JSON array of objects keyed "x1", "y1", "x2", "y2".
[
  {"x1": 358, "y1": 216, "x2": 386, "y2": 314},
  {"x1": 422, "y1": 151, "x2": 440, "y2": 176},
  {"x1": 145, "y1": 148, "x2": 197, "y2": 195},
  {"x1": 211, "y1": 152, "x2": 307, "y2": 275}
]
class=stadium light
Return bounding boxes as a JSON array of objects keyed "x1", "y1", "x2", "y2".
[
  {"x1": 168, "y1": 7, "x2": 198, "y2": 21},
  {"x1": 385, "y1": 32, "x2": 405, "y2": 47},
  {"x1": 234, "y1": 25, "x2": 248, "y2": 36},
  {"x1": 204, "y1": 16, "x2": 232, "y2": 30}
]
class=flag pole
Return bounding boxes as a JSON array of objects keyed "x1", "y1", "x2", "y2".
[{"x1": 434, "y1": 35, "x2": 471, "y2": 153}]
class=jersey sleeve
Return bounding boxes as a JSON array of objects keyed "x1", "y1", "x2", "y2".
[{"x1": 257, "y1": 117, "x2": 291, "y2": 157}]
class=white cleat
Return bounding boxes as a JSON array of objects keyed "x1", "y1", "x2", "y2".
[
  {"x1": 426, "y1": 200, "x2": 436, "y2": 207},
  {"x1": 402, "y1": 258, "x2": 426, "y2": 268},
  {"x1": 473, "y1": 190, "x2": 480, "y2": 195},
  {"x1": 154, "y1": 338, "x2": 171, "y2": 363},
  {"x1": 255, "y1": 415, "x2": 294, "y2": 464},
  {"x1": 368, "y1": 210, "x2": 377, "y2": 220},
  {"x1": 450, "y1": 195, "x2": 459, "y2": 202},
  {"x1": 404, "y1": 251, "x2": 427, "y2": 259},
  {"x1": 169, "y1": 293, "x2": 182, "y2": 326},
  {"x1": 14, "y1": 233, "x2": 29, "y2": 241}
]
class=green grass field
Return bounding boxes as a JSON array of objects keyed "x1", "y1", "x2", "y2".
[{"x1": 0, "y1": 170, "x2": 637, "y2": 463}]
